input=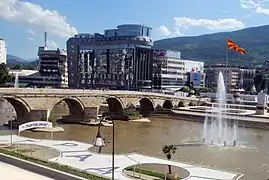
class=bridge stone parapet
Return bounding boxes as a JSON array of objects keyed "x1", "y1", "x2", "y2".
[{"x1": 0, "y1": 88, "x2": 199, "y2": 125}]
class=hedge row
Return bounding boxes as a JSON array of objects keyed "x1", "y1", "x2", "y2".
[
  {"x1": 125, "y1": 166, "x2": 181, "y2": 180},
  {"x1": 0, "y1": 148, "x2": 108, "y2": 180}
]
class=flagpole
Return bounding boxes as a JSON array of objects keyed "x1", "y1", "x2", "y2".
[{"x1": 226, "y1": 39, "x2": 229, "y2": 93}]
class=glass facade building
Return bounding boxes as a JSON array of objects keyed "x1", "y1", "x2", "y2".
[{"x1": 67, "y1": 24, "x2": 153, "y2": 90}]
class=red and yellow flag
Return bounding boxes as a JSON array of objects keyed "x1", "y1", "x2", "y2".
[{"x1": 227, "y1": 39, "x2": 246, "y2": 55}]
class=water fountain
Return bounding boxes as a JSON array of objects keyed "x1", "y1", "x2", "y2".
[
  {"x1": 202, "y1": 72, "x2": 237, "y2": 147},
  {"x1": 14, "y1": 73, "x2": 19, "y2": 88}
]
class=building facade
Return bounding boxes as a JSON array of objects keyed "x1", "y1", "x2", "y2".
[
  {"x1": 11, "y1": 47, "x2": 68, "y2": 88},
  {"x1": 184, "y1": 60, "x2": 205, "y2": 88},
  {"x1": 152, "y1": 50, "x2": 185, "y2": 90},
  {"x1": 240, "y1": 68, "x2": 256, "y2": 92},
  {"x1": 152, "y1": 50, "x2": 205, "y2": 90},
  {"x1": 0, "y1": 38, "x2": 7, "y2": 64},
  {"x1": 205, "y1": 64, "x2": 255, "y2": 92},
  {"x1": 67, "y1": 24, "x2": 153, "y2": 90},
  {"x1": 37, "y1": 47, "x2": 68, "y2": 88}
]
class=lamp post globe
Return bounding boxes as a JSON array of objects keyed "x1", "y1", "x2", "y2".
[{"x1": 93, "y1": 131, "x2": 105, "y2": 148}]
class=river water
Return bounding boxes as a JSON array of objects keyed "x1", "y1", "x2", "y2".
[
  {"x1": 0, "y1": 101, "x2": 269, "y2": 179},
  {"x1": 12, "y1": 118, "x2": 268, "y2": 179}
]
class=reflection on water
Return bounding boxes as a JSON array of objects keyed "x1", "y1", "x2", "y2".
[{"x1": 1, "y1": 118, "x2": 269, "y2": 179}]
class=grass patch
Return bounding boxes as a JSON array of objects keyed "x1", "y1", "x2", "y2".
[
  {"x1": 0, "y1": 148, "x2": 108, "y2": 180},
  {"x1": 125, "y1": 166, "x2": 181, "y2": 179},
  {"x1": 4, "y1": 145, "x2": 36, "y2": 153},
  {"x1": 15, "y1": 148, "x2": 36, "y2": 153}
]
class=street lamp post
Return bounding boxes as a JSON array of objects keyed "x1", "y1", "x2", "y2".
[{"x1": 93, "y1": 116, "x2": 115, "y2": 180}]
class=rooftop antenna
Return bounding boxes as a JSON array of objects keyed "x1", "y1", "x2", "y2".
[{"x1": 44, "y1": 32, "x2": 47, "y2": 49}]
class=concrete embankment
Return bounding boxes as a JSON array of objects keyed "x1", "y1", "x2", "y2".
[{"x1": 151, "y1": 110, "x2": 269, "y2": 130}]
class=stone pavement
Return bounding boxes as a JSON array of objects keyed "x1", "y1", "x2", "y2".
[
  {"x1": 0, "y1": 161, "x2": 53, "y2": 180},
  {"x1": 0, "y1": 135, "x2": 243, "y2": 180}
]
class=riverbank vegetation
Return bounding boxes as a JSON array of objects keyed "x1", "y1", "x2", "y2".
[
  {"x1": 48, "y1": 117, "x2": 57, "y2": 127},
  {"x1": 124, "y1": 103, "x2": 142, "y2": 120},
  {"x1": 0, "y1": 147, "x2": 108, "y2": 180}
]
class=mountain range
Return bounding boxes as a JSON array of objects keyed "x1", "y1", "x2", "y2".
[
  {"x1": 154, "y1": 25, "x2": 269, "y2": 65},
  {"x1": 7, "y1": 54, "x2": 38, "y2": 69},
  {"x1": 6, "y1": 24, "x2": 269, "y2": 67}
]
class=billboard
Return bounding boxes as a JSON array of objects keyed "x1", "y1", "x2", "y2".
[
  {"x1": 190, "y1": 72, "x2": 202, "y2": 87},
  {"x1": 154, "y1": 50, "x2": 181, "y2": 59}
]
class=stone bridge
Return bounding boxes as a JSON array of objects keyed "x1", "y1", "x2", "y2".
[{"x1": 0, "y1": 88, "x2": 199, "y2": 125}]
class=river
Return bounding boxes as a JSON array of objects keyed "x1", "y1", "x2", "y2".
[{"x1": 14, "y1": 117, "x2": 269, "y2": 180}]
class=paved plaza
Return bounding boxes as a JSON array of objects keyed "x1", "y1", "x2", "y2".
[
  {"x1": 0, "y1": 135, "x2": 243, "y2": 180},
  {"x1": 0, "y1": 161, "x2": 53, "y2": 180}
]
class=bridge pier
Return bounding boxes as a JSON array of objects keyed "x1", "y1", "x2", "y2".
[
  {"x1": 84, "y1": 106, "x2": 99, "y2": 121},
  {"x1": 30, "y1": 110, "x2": 49, "y2": 121}
]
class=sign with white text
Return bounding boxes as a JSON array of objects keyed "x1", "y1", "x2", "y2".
[{"x1": 19, "y1": 121, "x2": 52, "y2": 132}]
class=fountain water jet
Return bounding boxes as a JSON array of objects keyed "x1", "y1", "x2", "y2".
[
  {"x1": 202, "y1": 72, "x2": 237, "y2": 147},
  {"x1": 14, "y1": 73, "x2": 19, "y2": 88}
]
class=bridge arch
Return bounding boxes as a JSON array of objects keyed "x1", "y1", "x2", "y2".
[
  {"x1": 139, "y1": 97, "x2": 154, "y2": 116},
  {"x1": 49, "y1": 97, "x2": 85, "y2": 120},
  {"x1": 163, "y1": 100, "x2": 173, "y2": 109},
  {"x1": 2, "y1": 97, "x2": 31, "y2": 125},
  {"x1": 106, "y1": 97, "x2": 124, "y2": 116}
]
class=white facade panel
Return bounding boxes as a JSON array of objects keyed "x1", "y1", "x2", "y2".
[
  {"x1": 0, "y1": 39, "x2": 7, "y2": 64},
  {"x1": 183, "y1": 60, "x2": 204, "y2": 73}
]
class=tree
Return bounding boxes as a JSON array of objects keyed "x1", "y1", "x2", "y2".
[
  {"x1": 162, "y1": 144, "x2": 177, "y2": 174},
  {"x1": 0, "y1": 63, "x2": 12, "y2": 85},
  {"x1": 179, "y1": 86, "x2": 190, "y2": 93},
  {"x1": 254, "y1": 73, "x2": 266, "y2": 92},
  {"x1": 48, "y1": 117, "x2": 57, "y2": 127}
]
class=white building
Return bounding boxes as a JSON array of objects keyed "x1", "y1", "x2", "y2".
[
  {"x1": 183, "y1": 60, "x2": 205, "y2": 88},
  {"x1": 183, "y1": 60, "x2": 204, "y2": 74},
  {"x1": 9, "y1": 69, "x2": 39, "y2": 77},
  {"x1": 153, "y1": 50, "x2": 204, "y2": 90},
  {"x1": 0, "y1": 38, "x2": 7, "y2": 64}
]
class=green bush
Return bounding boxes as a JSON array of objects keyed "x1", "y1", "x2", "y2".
[
  {"x1": 124, "y1": 109, "x2": 142, "y2": 119},
  {"x1": 125, "y1": 166, "x2": 181, "y2": 179},
  {"x1": 0, "y1": 148, "x2": 108, "y2": 180},
  {"x1": 48, "y1": 117, "x2": 57, "y2": 127}
]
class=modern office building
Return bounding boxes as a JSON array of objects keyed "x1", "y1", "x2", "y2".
[
  {"x1": 152, "y1": 50, "x2": 185, "y2": 90},
  {"x1": 67, "y1": 24, "x2": 153, "y2": 90},
  {"x1": 37, "y1": 47, "x2": 68, "y2": 88},
  {"x1": 0, "y1": 38, "x2": 7, "y2": 64},
  {"x1": 205, "y1": 65, "x2": 240, "y2": 91},
  {"x1": 205, "y1": 64, "x2": 255, "y2": 92},
  {"x1": 152, "y1": 50, "x2": 205, "y2": 90},
  {"x1": 11, "y1": 47, "x2": 68, "y2": 88}
]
